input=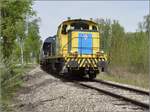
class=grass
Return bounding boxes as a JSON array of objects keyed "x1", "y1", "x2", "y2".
[
  {"x1": 0, "y1": 63, "x2": 37, "y2": 112},
  {"x1": 97, "y1": 68, "x2": 149, "y2": 89}
]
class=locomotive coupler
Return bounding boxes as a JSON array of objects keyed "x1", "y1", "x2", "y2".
[{"x1": 84, "y1": 67, "x2": 89, "y2": 75}]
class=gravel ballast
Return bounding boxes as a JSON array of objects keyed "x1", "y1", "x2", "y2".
[{"x1": 13, "y1": 67, "x2": 148, "y2": 112}]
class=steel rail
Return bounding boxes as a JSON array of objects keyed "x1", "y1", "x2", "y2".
[
  {"x1": 76, "y1": 82, "x2": 149, "y2": 109},
  {"x1": 46, "y1": 71, "x2": 149, "y2": 109},
  {"x1": 93, "y1": 79, "x2": 149, "y2": 95}
]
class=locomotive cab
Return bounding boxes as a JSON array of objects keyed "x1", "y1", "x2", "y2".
[{"x1": 57, "y1": 19, "x2": 100, "y2": 56}]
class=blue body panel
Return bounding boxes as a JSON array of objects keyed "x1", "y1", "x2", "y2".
[{"x1": 78, "y1": 33, "x2": 92, "y2": 54}]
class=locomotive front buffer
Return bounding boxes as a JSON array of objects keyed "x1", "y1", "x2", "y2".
[{"x1": 61, "y1": 51, "x2": 108, "y2": 79}]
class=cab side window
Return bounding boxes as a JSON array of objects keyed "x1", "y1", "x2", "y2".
[
  {"x1": 61, "y1": 25, "x2": 67, "y2": 34},
  {"x1": 92, "y1": 25, "x2": 97, "y2": 31}
]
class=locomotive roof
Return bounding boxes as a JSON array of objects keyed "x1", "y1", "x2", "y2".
[
  {"x1": 58, "y1": 19, "x2": 98, "y2": 27},
  {"x1": 44, "y1": 36, "x2": 56, "y2": 43}
]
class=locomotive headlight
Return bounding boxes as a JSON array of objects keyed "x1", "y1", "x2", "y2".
[
  {"x1": 70, "y1": 51, "x2": 78, "y2": 57},
  {"x1": 96, "y1": 51, "x2": 100, "y2": 57},
  {"x1": 100, "y1": 50, "x2": 104, "y2": 54},
  {"x1": 73, "y1": 51, "x2": 78, "y2": 57},
  {"x1": 100, "y1": 50, "x2": 104, "y2": 56},
  {"x1": 96, "y1": 50, "x2": 104, "y2": 57},
  {"x1": 69, "y1": 51, "x2": 73, "y2": 56}
]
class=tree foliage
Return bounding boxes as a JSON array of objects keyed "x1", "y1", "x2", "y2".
[
  {"x1": 24, "y1": 19, "x2": 42, "y2": 63},
  {"x1": 95, "y1": 15, "x2": 149, "y2": 73},
  {"x1": 0, "y1": 0, "x2": 42, "y2": 64},
  {"x1": 0, "y1": 0, "x2": 33, "y2": 59},
  {"x1": 95, "y1": 18, "x2": 111, "y2": 53},
  {"x1": 0, "y1": 1, "x2": 42, "y2": 111}
]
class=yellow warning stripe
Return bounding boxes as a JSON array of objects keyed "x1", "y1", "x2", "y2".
[
  {"x1": 65, "y1": 57, "x2": 106, "y2": 68},
  {"x1": 80, "y1": 58, "x2": 85, "y2": 67},
  {"x1": 89, "y1": 58, "x2": 96, "y2": 68}
]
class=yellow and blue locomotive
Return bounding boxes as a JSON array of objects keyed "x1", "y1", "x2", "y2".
[{"x1": 40, "y1": 19, "x2": 107, "y2": 79}]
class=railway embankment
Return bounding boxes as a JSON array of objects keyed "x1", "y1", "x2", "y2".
[
  {"x1": 1, "y1": 64, "x2": 37, "y2": 112},
  {"x1": 11, "y1": 67, "x2": 149, "y2": 112}
]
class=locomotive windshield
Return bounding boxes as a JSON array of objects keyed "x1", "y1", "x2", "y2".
[
  {"x1": 92, "y1": 25, "x2": 97, "y2": 30},
  {"x1": 61, "y1": 21, "x2": 98, "y2": 35},
  {"x1": 70, "y1": 22, "x2": 89, "y2": 30}
]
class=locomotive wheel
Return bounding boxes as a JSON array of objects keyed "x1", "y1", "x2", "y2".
[
  {"x1": 89, "y1": 73, "x2": 96, "y2": 80},
  {"x1": 101, "y1": 67, "x2": 105, "y2": 72}
]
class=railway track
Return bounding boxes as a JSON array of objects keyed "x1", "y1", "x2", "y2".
[
  {"x1": 45, "y1": 68, "x2": 149, "y2": 109},
  {"x1": 73, "y1": 79, "x2": 149, "y2": 109}
]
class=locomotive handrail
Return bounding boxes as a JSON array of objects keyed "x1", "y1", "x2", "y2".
[{"x1": 61, "y1": 36, "x2": 78, "y2": 54}]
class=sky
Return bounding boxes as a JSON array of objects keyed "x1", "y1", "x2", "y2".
[{"x1": 32, "y1": 1, "x2": 149, "y2": 41}]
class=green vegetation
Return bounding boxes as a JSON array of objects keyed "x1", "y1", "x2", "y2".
[
  {"x1": 0, "y1": 0, "x2": 42, "y2": 111},
  {"x1": 0, "y1": 61, "x2": 36, "y2": 112},
  {"x1": 95, "y1": 15, "x2": 149, "y2": 88},
  {"x1": 98, "y1": 72, "x2": 149, "y2": 89}
]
